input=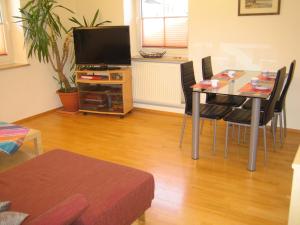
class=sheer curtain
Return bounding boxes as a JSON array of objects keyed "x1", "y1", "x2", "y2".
[{"x1": 141, "y1": 0, "x2": 188, "y2": 48}]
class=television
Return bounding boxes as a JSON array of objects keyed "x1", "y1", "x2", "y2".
[{"x1": 73, "y1": 26, "x2": 131, "y2": 67}]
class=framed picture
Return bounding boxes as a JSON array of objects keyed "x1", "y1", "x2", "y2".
[{"x1": 238, "y1": 0, "x2": 281, "y2": 16}]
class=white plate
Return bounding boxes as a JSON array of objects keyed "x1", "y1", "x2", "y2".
[
  {"x1": 254, "y1": 85, "x2": 271, "y2": 91},
  {"x1": 200, "y1": 80, "x2": 211, "y2": 85}
]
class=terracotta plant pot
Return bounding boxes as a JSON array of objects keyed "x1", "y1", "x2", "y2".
[{"x1": 57, "y1": 90, "x2": 79, "y2": 112}]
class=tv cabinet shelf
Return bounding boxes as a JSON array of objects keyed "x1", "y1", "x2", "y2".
[{"x1": 76, "y1": 67, "x2": 133, "y2": 116}]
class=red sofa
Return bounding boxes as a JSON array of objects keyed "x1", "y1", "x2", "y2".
[{"x1": 0, "y1": 150, "x2": 155, "y2": 225}]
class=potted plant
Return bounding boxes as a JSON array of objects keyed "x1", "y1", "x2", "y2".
[{"x1": 17, "y1": 0, "x2": 110, "y2": 112}]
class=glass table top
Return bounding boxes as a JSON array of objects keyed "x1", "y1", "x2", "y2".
[{"x1": 192, "y1": 70, "x2": 276, "y2": 99}]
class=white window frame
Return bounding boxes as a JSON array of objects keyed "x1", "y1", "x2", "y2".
[{"x1": 0, "y1": 0, "x2": 13, "y2": 65}]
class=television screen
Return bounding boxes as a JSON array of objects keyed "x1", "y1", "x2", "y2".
[{"x1": 73, "y1": 26, "x2": 131, "y2": 66}]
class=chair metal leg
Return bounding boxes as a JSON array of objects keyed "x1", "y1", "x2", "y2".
[
  {"x1": 283, "y1": 104, "x2": 287, "y2": 138},
  {"x1": 279, "y1": 112, "x2": 283, "y2": 147},
  {"x1": 270, "y1": 117, "x2": 274, "y2": 133},
  {"x1": 274, "y1": 113, "x2": 278, "y2": 142},
  {"x1": 224, "y1": 122, "x2": 229, "y2": 158},
  {"x1": 272, "y1": 117, "x2": 276, "y2": 151},
  {"x1": 238, "y1": 125, "x2": 241, "y2": 144},
  {"x1": 231, "y1": 124, "x2": 235, "y2": 139},
  {"x1": 179, "y1": 114, "x2": 187, "y2": 148},
  {"x1": 243, "y1": 126, "x2": 247, "y2": 143},
  {"x1": 212, "y1": 120, "x2": 217, "y2": 155},
  {"x1": 263, "y1": 126, "x2": 267, "y2": 164}
]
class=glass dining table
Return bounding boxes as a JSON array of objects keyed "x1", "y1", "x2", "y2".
[{"x1": 191, "y1": 70, "x2": 276, "y2": 171}]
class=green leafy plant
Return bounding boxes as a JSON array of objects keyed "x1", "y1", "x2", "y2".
[
  {"x1": 69, "y1": 9, "x2": 111, "y2": 27},
  {"x1": 17, "y1": 0, "x2": 111, "y2": 92}
]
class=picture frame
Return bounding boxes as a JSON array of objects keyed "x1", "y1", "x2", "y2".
[{"x1": 238, "y1": 0, "x2": 281, "y2": 16}]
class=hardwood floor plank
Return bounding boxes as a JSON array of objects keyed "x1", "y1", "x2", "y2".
[{"x1": 6, "y1": 108, "x2": 299, "y2": 225}]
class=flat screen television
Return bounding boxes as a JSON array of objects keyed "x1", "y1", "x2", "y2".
[{"x1": 73, "y1": 26, "x2": 131, "y2": 66}]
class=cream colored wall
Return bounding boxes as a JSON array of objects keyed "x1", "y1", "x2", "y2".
[
  {"x1": 73, "y1": 0, "x2": 124, "y2": 26},
  {"x1": 0, "y1": 61, "x2": 61, "y2": 122},
  {"x1": 0, "y1": 0, "x2": 76, "y2": 123},
  {"x1": 124, "y1": 0, "x2": 138, "y2": 56},
  {"x1": 189, "y1": 0, "x2": 300, "y2": 129}
]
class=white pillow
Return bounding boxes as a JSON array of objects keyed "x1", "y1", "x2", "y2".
[{"x1": 0, "y1": 211, "x2": 28, "y2": 225}]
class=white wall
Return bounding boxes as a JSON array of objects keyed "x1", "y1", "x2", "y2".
[
  {"x1": 188, "y1": 0, "x2": 300, "y2": 129},
  {"x1": 0, "y1": 0, "x2": 76, "y2": 122},
  {"x1": 73, "y1": 0, "x2": 124, "y2": 26},
  {"x1": 0, "y1": 61, "x2": 61, "y2": 122}
]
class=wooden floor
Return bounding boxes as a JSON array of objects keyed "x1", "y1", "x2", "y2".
[{"x1": 6, "y1": 109, "x2": 300, "y2": 225}]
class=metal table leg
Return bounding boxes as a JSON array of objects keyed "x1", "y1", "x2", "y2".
[
  {"x1": 248, "y1": 98, "x2": 261, "y2": 171},
  {"x1": 192, "y1": 91, "x2": 200, "y2": 160}
]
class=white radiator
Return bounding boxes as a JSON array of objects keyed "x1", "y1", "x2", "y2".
[{"x1": 132, "y1": 60, "x2": 184, "y2": 109}]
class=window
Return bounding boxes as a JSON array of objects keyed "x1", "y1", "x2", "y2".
[
  {"x1": 0, "y1": 0, "x2": 27, "y2": 67},
  {"x1": 0, "y1": 4, "x2": 7, "y2": 56},
  {"x1": 141, "y1": 0, "x2": 188, "y2": 48}
]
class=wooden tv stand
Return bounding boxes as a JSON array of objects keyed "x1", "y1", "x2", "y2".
[{"x1": 75, "y1": 67, "x2": 133, "y2": 117}]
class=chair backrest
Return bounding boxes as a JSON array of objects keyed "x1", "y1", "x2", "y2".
[
  {"x1": 276, "y1": 60, "x2": 296, "y2": 111},
  {"x1": 181, "y1": 61, "x2": 196, "y2": 114},
  {"x1": 262, "y1": 67, "x2": 286, "y2": 125},
  {"x1": 202, "y1": 56, "x2": 214, "y2": 80}
]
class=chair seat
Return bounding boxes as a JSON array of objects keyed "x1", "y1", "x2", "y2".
[
  {"x1": 223, "y1": 108, "x2": 265, "y2": 126},
  {"x1": 206, "y1": 94, "x2": 246, "y2": 107},
  {"x1": 242, "y1": 99, "x2": 282, "y2": 112},
  {"x1": 187, "y1": 104, "x2": 232, "y2": 120}
]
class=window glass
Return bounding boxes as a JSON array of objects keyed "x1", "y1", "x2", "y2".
[{"x1": 141, "y1": 0, "x2": 188, "y2": 48}]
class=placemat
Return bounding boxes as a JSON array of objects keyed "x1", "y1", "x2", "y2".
[
  {"x1": 257, "y1": 74, "x2": 276, "y2": 81},
  {"x1": 239, "y1": 83, "x2": 273, "y2": 95},
  {"x1": 213, "y1": 70, "x2": 244, "y2": 81},
  {"x1": 192, "y1": 80, "x2": 227, "y2": 90}
]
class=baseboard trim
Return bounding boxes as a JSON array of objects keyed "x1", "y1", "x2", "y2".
[
  {"x1": 133, "y1": 102, "x2": 184, "y2": 114},
  {"x1": 133, "y1": 107, "x2": 183, "y2": 117},
  {"x1": 287, "y1": 127, "x2": 300, "y2": 134},
  {"x1": 14, "y1": 108, "x2": 61, "y2": 123}
]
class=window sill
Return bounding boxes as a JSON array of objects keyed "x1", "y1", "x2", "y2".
[
  {"x1": 132, "y1": 56, "x2": 189, "y2": 64},
  {"x1": 0, "y1": 63, "x2": 30, "y2": 71}
]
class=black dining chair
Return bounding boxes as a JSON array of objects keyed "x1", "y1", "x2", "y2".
[
  {"x1": 202, "y1": 56, "x2": 247, "y2": 107},
  {"x1": 179, "y1": 61, "x2": 232, "y2": 154},
  {"x1": 242, "y1": 60, "x2": 296, "y2": 145},
  {"x1": 223, "y1": 67, "x2": 286, "y2": 161}
]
